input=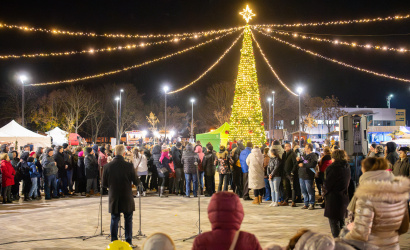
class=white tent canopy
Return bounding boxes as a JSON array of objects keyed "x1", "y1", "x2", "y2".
[
  {"x1": 0, "y1": 120, "x2": 51, "y2": 149},
  {"x1": 46, "y1": 127, "x2": 68, "y2": 146}
]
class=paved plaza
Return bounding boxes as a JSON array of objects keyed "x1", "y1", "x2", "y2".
[{"x1": 1, "y1": 191, "x2": 410, "y2": 250}]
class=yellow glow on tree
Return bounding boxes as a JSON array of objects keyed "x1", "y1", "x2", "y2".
[{"x1": 229, "y1": 25, "x2": 266, "y2": 146}]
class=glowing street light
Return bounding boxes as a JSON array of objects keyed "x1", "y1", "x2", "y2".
[
  {"x1": 296, "y1": 87, "x2": 303, "y2": 146},
  {"x1": 115, "y1": 96, "x2": 120, "y2": 144},
  {"x1": 387, "y1": 94, "x2": 394, "y2": 109},
  {"x1": 18, "y1": 74, "x2": 28, "y2": 127},
  {"x1": 190, "y1": 98, "x2": 195, "y2": 142},
  {"x1": 163, "y1": 85, "x2": 169, "y2": 143}
]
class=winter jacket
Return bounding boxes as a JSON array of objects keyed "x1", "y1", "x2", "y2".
[
  {"x1": 231, "y1": 143, "x2": 244, "y2": 167},
  {"x1": 133, "y1": 154, "x2": 148, "y2": 176},
  {"x1": 267, "y1": 156, "x2": 281, "y2": 178},
  {"x1": 1, "y1": 160, "x2": 15, "y2": 187},
  {"x1": 41, "y1": 155, "x2": 58, "y2": 177},
  {"x1": 28, "y1": 162, "x2": 41, "y2": 178},
  {"x1": 385, "y1": 142, "x2": 399, "y2": 167},
  {"x1": 54, "y1": 152, "x2": 67, "y2": 178},
  {"x1": 239, "y1": 147, "x2": 252, "y2": 173},
  {"x1": 319, "y1": 154, "x2": 332, "y2": 173},
  {"x1": 283, "y1": 150, "x2": 297, "y2": 178},
  {"x1": 298, "y1": 152, "x2": 318, "y2": 180},
  {"x1": 195, "y1": 146, "x2": 205, "y2": 172},
  {"x1": 263, "y1": 154, "x2": 270, "y2": 178},
  {"x1": 84, "y1": 151, "x2": 98, "y2": 179},
  {"x1": 202, "y1": 151, "x2": 217, "y2": 177},
  {"x1": 98, "y1": 151, "x2": 108, "y2": 175},
  {"x1": 323, "y1": 160, "x2": 351, "y2": 220},
  {"x1": 157, "y1": 152, "x2": 171, "y2": 178},
  {"x1": 192, "y1": 192, "x2": 262, "y2": 250},
  {"x1": 392, "y1": 157, "x2": 410, "y2": 177},
  {"x1": 181, "y1": 144, "x2": 199, "y2": 174},
  {"x1": 63, "y1": 150, "x2": 73, "y2": 171},
  {"x1": 216, "y1": 150, "x2": 229, "y2": 174},
  {"x1": 77, "y1": 153, "x2": 86, "y2": 179},
  {"x1": 170, "y1": 146, "x2": 183, "y2": 169},
  {"x1": 344, "y1": 175, "x2": 410, "y2": 249},
  {"x1": 246, "y1": 148, "x2": 265, "y2": 189},
  {"x1": 151, "y1": 145, "x2": 162, "y2": 168}
]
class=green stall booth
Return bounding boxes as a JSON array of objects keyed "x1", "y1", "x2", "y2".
[{"x1": 195, "y1": 122, "x2": 230, "y2": 150}]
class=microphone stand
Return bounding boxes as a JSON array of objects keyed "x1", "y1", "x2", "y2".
[
  {"x1": 133, "y1": 177, "x2": 146, "y2": 240},
  {"x1": 183, "y1": 162, "x2": 201, "y2": 241}
]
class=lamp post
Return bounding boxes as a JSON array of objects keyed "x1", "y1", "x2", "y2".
[
  {"x1": 297, "y1": 87, "x2": 303, "y2": 147},
  {"x1": 272, "y1": 91, "x2": 275, "y2": 133},
  {"x1": 19, "y1": 75, "x2": 28, "y2": 127},
  {"x1": 190, "y1": 98, "x2": 195, "y2": 142},
  {"x1": 118, "y1": 89, "x2": 124, "y2": 144},
  {"x1": 267, "y1": 97, "x2": 272, "y2": 142},
  {"x1": 387, "y1": 94, "x2": 393, "y2": 109},
  {"x1": 115, "y1": 97, "x2": 120, "y2": 145},
  {"x1": 163, "y1": 86, "x2": 169, "y2": 144}
]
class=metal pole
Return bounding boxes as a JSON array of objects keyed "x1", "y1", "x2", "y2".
[
  {"x1": 191, "y1": 101, "x2": 194, "y2": 141},
  {"x1": 165, "y1": 93, "x2": 167, "y2": 144},
  {"x1": 116, "y1": 100, "x2": 119, "y2": 145},
  {"x1": 298, "y1": 94, "x2": 301, "y2": 147},
  {"x1": 21, "y1": 81, "x2": 25, "y2": 126},
  {"x1": 272, "y1": 91, "x2": 275, "y2": 136},
  {"x1": 268, "y1": 99, "x2": 271, "y2": 141},
  {"x1": 119, "y1": 91, "x2": 122, "y2": 144}
]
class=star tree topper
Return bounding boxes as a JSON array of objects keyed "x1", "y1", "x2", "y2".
[{"x1": 239, "y1": 5, "x2": 256, "y2": 23}]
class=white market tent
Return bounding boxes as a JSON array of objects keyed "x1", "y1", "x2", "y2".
[
  {"x1": 0, "y1": 120, "x2": 51, "y2": 149},
  {"x1": 46, "y1": 127, "x2": 68, "y2": 146}
]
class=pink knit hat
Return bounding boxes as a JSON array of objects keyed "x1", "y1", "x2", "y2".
[{"x1": 78, "y1": 151, "x2": 84, "y2": 157}]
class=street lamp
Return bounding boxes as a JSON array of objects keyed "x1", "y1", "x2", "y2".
[
  {"x1": 387, "y1": 94, "x2": 393, "y2": 109},
  {"x1": 272, "y1": 91, "x2": 275, "y2": 133},
  {"x1": 190, "y1": 98, "x2": 195, "y2": 142},
  {"x1": 118, "y1": 89, "x2": 124, "y2": 144},
  {"x1": 163, "y1": 85, "x2": 169, "y2": 144},
  {"x1": 19, "y1": 74, "x2": 28, "y2": 126},
  {"x1": 267, "y1": 97, "x2": 272, "y2": 142},
  {"x1": 115, "y1": 97, "x2": 120, "y2": 145},
  {"x1": 297, "y1": 87, "x2": 303, "y2": 147}
]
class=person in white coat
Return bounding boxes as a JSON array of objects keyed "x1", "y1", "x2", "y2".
[
  {"x1": 133, "y1": 148, "x2": 148, "y2": 197},
  {"x1": 246, "y1": 146, "x2": 265, "y2": 205}
]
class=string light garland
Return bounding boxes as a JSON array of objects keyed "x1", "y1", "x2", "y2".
[
  {"x1": 257, "y1": 28, "x2": 409, "y2": 53},
  {"x1": 253, "y1": 14, "x2": 410, "y2": 28},
  {"x1": 0, "y1": 32, "x2": 232, "y2": 59},
  {"x1": 254, "y1": 29, "x2": 410, "y2": 83},
  {"x1": 0, "y1": 22, "x2": 243, "y2": 39},
  {"x1": 168, "y1": 32, "x2": 243, "y2": 94},
  {"x1": 250, "y1": 30, "x2": 298, "y2": 96},
  {"x1": 30, "y1": 30, "x2": 241, "y2": 86}
]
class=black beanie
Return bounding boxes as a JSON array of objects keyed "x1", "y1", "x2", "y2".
[
  {"x1": 62, "y1": 143, "x2": 69, "y2": 149},
  {"x1": 85, "y1": 147, "x2": 93, "y2": 154},
  {"x1": 176, "y1": 142, "x2": 182, "y2": 147},
  {"x1": 273, "y1": 140, "x2": 280, "y2": 146}
]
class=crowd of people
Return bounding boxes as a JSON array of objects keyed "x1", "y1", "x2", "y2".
[{"x1": 1, "y1": 138, "x2": 409, "y2": 249}]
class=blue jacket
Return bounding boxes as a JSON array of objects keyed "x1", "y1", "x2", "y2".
[
  {"x1": 239, "y1": 147, "x2": 252, "y2": 173},
  {"x1": 28, "y1": 162, "x2": 41, "y2": 178}
]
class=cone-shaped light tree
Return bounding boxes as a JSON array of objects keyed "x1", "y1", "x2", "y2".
[{"x1": 228, "y1": 24, "x2": 266, "y2": 146}]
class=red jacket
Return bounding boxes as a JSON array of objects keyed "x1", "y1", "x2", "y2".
[
  {"x1": 1, "y1": 160, "x2": 15, "y2": 187},
  {"x1": 192, "y1": 192, "x2": 262, "y2": 250}
]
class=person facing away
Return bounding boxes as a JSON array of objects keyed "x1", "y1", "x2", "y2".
[
  {"x1": 84, "y1": 147, "x2": 99, "y2": 197},
  {"x1": 102, "y1": 144, "x2": 139, "y2": 246},
  {"x1": 202, "y1": 144, "x2": 217, "y2": 197},
  {"x1": 41, "y1": 148, "x2": 59, "y2": 199},
  {"x1": 194, "y1": 145, "x2": 205, "y2": 195},
  {"x1": 296, "y1": 143, "x2": 318, "y2": 210},
  {"x1": 392, "y1": 147, "x2": 410, "y2": 177},
  {"x1": 192, "y1": 191, "x2": 262, "y2": 250},
  {"x1": 216, "y1": 145, "x2": 230, "y2": 192},
  {"x1": 181, "y1": 143, "x2": 199, "y2": 198},
  {"x1": 1, "y1": 153, "x2": 15, "y2": 203},
  {"x1": 239, "y1": 142, "x2": 253, "y2": 201},
  {"x1": 246, "y1": 146, "x2": 265, "y2": 205},
  {"x1": 171, "y1": 142, "x2": 184, "y2": 196},
  {"x1": 343, "y1": 157, "x2": 410, "y2": 249}
]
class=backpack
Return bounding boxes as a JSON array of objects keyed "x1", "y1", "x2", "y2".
[{"x1": 218, "y1": 158, "x2": 228, "y2": 174}]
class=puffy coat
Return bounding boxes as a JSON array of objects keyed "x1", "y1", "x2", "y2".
[
  {"x1": 157, "y1": 152, "x2": 171, "y2": 178},
  {"x1": 195, "y1": 146, "x2": 205, "y2": 172},
  {"x1": 267, "y1": 156, "x2": 281, "y2": 178},
  {"x1": 151, "y1": 145, "x2": 162, "y2": 168},
  {"x1": 77, "y1": 152, "x2": 86, "y2": 180},
  {"x1": 192, "y1": 192, "x2": 262, "y2": 250},
  {"x1": 246, "y1": 148, "x2": 265, "y2": 189},
  {"x1": 28, "y1": 162, "x2": 41, "y2": 178},
  {"x1": 385, "y1": 142, "x2": 399, "y2": 167},
  {"x1": 216, "y1": 149, "x2": 229, "y2": 174},
  {"x1": 54, "y1": 151, "x2": 67, "y2": 178},
  {"x1": 283, "y1": 150, "x2": 297, "y2": 178},
  {"x1": 1, "y1": 160, "x2": 15, "y2": 187},
  {"x1": 202, "y1": 151, "x2": 217, "y2": 177},
  {"x1": 344, "y1": 176, "x2": 410, "y2": 249},
  {"x1": 263, "y1": 154, "x2": 270, "y2": 178},
  {"x1": 133, "y1": 154, "x2": 148, "y2": 176},
  {"x1": 181, "y1": 144, "x2": 199, "y2": 174},
  {"x1": 392, "y1": 157, "x2": 410, "y2": 177},
  {"x1": 239, "y1": 147, "x2": 252, "y2": 173},
  {"x1": 98, "y1": 151, "x2": 108, "y2": 170},
  {"x1": 41, "y1": 155, "x2": 58, "y2": 177},
  {"x1": 298, "y1": 152, "x2": 318, "y2": 180},
  {"x1": 84, "y1": 151, "x2": 98, "y2": 179},
  {"x1": 170, "y1": 146, "x2": 182, "y2": 169}
]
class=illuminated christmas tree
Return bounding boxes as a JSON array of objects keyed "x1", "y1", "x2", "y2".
[{"x1": 229, "y1": 8, "x2": 266, "y2": 146}]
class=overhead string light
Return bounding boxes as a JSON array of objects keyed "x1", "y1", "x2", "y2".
[
  {"x1": 0, "y1": 32, "x2": 232, "y2": 59},
  {"x1": 250, "y1": 30, "x2": 298, "y2": 96},
  {"x1": 257, "y1": 28, "x2": 409, "y2": 53},
  {"x1": 0, "y1": 22, "x2": 243, "y2": 39},
  {"x1": 30, "y1": 29, "x2": 242, "y2": 86},
  {"x1": 253, "y1": 14, "x2": 410, "y2": 28},
  {"x1": 254, "y1": 28, "x2": 410, "y2": 83},
  {"x1": 169, "y1": 31, "x2": 244, "y2": 94}
]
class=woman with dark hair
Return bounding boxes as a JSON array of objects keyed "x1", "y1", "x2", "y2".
[
  {"x1": 323, "y1": 149, "x2": 351, "y2": 237},
  {"x1": 317, "y1": 147, "x2": 332, "y2": 197},
  {"x1": 268, "y1": 148, "x2": 282, "y2": 207},
  {"x1": 76, "y1": 149, "x2": 87, "y2": 196}
]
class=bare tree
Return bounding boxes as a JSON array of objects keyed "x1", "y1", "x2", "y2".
[{"x1": 321, "y1": 95, "x2": 347, "y2": 133}]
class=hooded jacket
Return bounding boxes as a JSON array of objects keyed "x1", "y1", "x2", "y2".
[
  {"x1": 385, "y1": 142, "x2": 399, "y2": 168},
  {"x1": 133, "y1": 153, "x2": 148, "y2": 176},
  {"x1": 202, "y1": 150, "x2": 217, "y2": 177},
  {"x1": 151, "y1": 145, "x2": 162, "y2": 168},
  {"x1": 170, "y1": 146, "x2": 183, "y2": 169},
  {"x1": 181, "y1": 144, "x2": 199, "y2": 174},
  {"x1": 239, "y1": 147, "x2": 252, "y2": 173},
  {"x1": 195, "y1": 146, "x2": 205, "y2": 172},
  {"x1": 41, "y1": 153, "x2": 58, "y2": 177},
  {"x1": 54, "y1": 147, "x2": 67, "y2": 178},
  {"x1": 247, "y1": 148, "x2": 265, "y2": 189},
  {"x1": 77, "y1": 151, "x2": 86, "y2": 179},
  {"x1": 192, "y1": 192, "x2": 262, "y2": 250},
  {"x1": 28, "y1": 161, "x2": 41, "y2": 178},
  {"x1": 84, "y1": 150, "x2": 98, "y2": 179},
  {"x1": 157, "y1": 151, "x2": 171, "y2": 178},
  {"x1": 1, "y1": 159, "x2": 15, "y2": 187},
  {"x1": 392, "y1": 157, "x2": 410, "y2": 177}
]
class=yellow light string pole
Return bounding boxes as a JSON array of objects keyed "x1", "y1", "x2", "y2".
[
  {"x1": 0, "y1": 32, "x2": 232, "y2": 59},
  {"x1": 30, "y1": 30, "x2": 241, "y2": 86},
  {"x1": 168, "y1": 31, "x2": 244, "y2": 94},
  {"x1": 254, "y1": 29, "x2": 410, "y2": 83},
  {"x1": 250, "y1": 30, "x2": 298, "y2": 96},
  {"x1": 0, "y1": 22, "x2": 243, "y2": 39},
  {"x1": 253, "y1": 14, "x2": 410, "y2": 28},
  {"x1": 258, "y1": 28, "x2": 409, "y2": 53}
]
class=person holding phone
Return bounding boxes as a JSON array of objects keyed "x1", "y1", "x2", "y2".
[{"x1": 296, "y1": 143, "x2": 318, "y2": 210}]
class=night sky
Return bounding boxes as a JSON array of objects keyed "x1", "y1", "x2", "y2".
[{"x1": 0, "y1": 0, "x2": 409, "y2": 124}]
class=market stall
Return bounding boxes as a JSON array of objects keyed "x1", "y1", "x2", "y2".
[
  {"x1": 0, "y1": 120, "x2": 51, "y2": 149},
  {"x1": 196, "y1": 122, "x2": 230, "y2": 150}
]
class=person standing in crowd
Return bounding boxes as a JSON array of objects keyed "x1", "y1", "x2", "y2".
[
  {"x1": 18, "y1": 152, "x2": 31, "y2": 201},
  {"x1": 247, "y1": 146, "x2": 264, "y2": 205},
  {"x1": 151, "y1": 145, "x2": 162, "y2": 193},
  {"x1": 1, "y1": 153, "x2": 15, "y2": 203},
  {"x1": 182, "y1": 143, "x2": 199, "y2": 198},
  {"x1": 297, "y1": 143, "x2": 318, "y2": 210},
  {"x1": 262, "y1": 147, "x2": 271, "y2": 202},
  {"x1": 98, "y1": 146, "x2": 108, "y2": 195},
  {"x1": 62, "y1": 144, "x2": 74, "y2": 195},
  {"x1": 171, "y1": 142, "x2": 184, "y2": 196},
  {"x1": 385, "y1": 141, "x2": 399, "y2": 168},
  {"x1": 9, "y1": 151, "x2": 20, "y2": 200},
  {"x1": 194, "y1": 145, "x2": 205, "y2": 195},
  {"x1": 77, "y1": 150, "x2": 87, "y2": 196},
  {"x1": 133, "y1": 148, "x2": 148, "y2": 197},
  {"x1": 317, "y1": 147, "x2": 332, "y2": 197},
  {"x1": 27, "y1": 155, "x2": 41, "y2": 200},
  {"x1": 54, "y1": 146, "x2": 68, "y2": 197},
  {"x1": 343, "y1": 157, "x2": 410, "y2": 249},
  {"x1": 374, "y1": 145, "x2": 384, "y2": 158},
  {"x1": 202, "y1": 144, "x2": 217, "y2": 197},
  {"x1": 35, "y1": 147, "x2": 43, "y2": 198},
  {"x1": 157, "y1": 145, "x2": 171, "y2": 198},
  {"x1": 1, "y1": 144, "x2": 9, "y2": 154},
  {"x1": 268, "y1": 148, "x2": 282, "y2": 207},
  {"x1": 84, "y1": 147, "x2": 99, "y2": 197},
  {"x1": 392, "y1": 147, "x2": 410, "y2": 177},
  {"x1": 239, "y1": 142, "x2": 253, "y2": 201},
  {"x1": 281, "y1": 143, "x2": 298, "y2": 207},
  {"x1": 367, "y1": 143, "x2": 377, "y2": 157},
  {"x1": 42, "y1": 148, "x2": 59, "y2": 199},
  {"x1": 231, "y1": 141, "x2": 244, "y2": 197},
  {"x1": 216, "y1": 145, "x2": 230, "y2": 192},
  {"x1": 323, "y1": 149, "x2": 351, "y2": 238},
  {"x1": 270, "y1": 141, "x2": 284, "y2": 204},
  {"x1": 102, "y1": 144, "x2": 139, "y2": 247}
]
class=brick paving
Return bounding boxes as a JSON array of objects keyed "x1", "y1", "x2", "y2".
[{"x1": 1, "y1": 192, "x2": 409, "y2": 250}]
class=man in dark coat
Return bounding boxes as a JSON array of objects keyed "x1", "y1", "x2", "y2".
[
  {"x1": 102, "y1": 144, "x2": 139, "y2": 246},
  {"x1": 181, "y1": 143, "x2": 199, "y2": 197},
  {"x1": 297, "y1": 143, "x2": 318, "y2": 210},
  {"x1": 54, "y1": 146, "x2": 68, "y2": 196},
  {"x1": 392, "y1": 147, "x2": 410, "y2": 177},
  {"x1": 202, "y1": 144, "x2": 217, "y2": 196},
  {"x1": 282, "y1": 142, "x2": 298, "y2": 207},
  {"x1": 171, "y1": 142, "x2": 184, "y2": 196},
  {"x1": 323, "y1": 149, "x2": 351, "y2": 238}
]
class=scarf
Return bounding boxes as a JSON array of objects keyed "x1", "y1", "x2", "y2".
[{"x1": 347, "y1": 170, "x2": 394, "y2": 213}]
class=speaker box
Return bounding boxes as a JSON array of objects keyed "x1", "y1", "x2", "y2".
[{"x1": 339, "y1": 115, "x2": 368, "y2": 156}]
